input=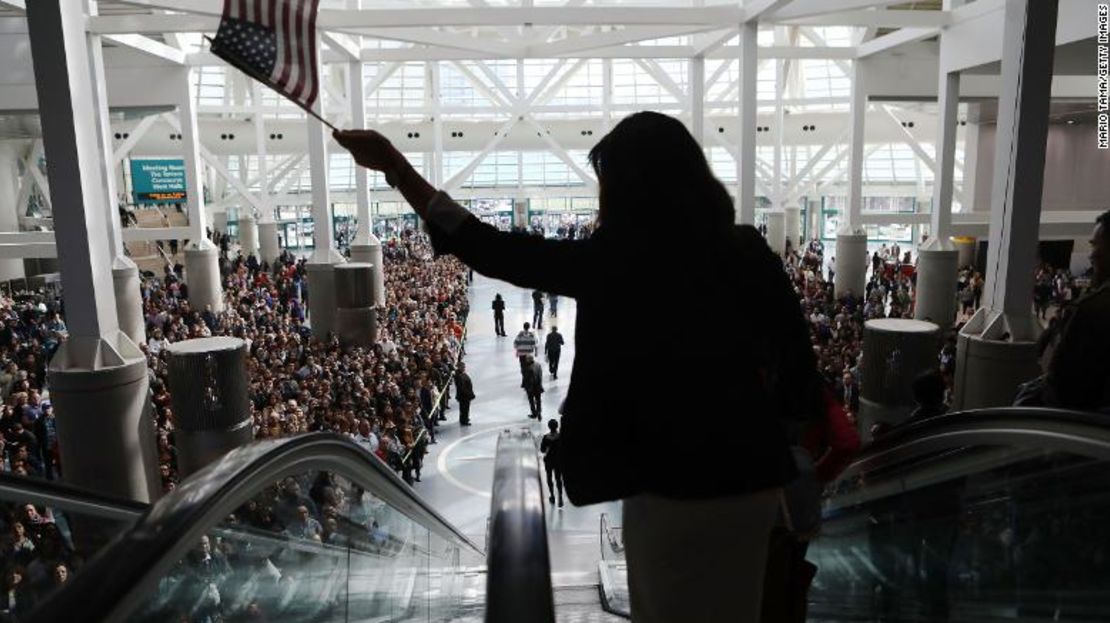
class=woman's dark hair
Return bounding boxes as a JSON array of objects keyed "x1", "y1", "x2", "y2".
[{"x1": 588, "y1": 111, "x2": 734, "y2": 232}]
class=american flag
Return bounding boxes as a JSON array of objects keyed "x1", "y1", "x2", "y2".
[{"x1": 210, "y1": 0, "x2": 322, "y2": 113}]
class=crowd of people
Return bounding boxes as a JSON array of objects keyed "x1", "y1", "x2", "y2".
[
  {"x1": 145, "y1": 228, "x2": 470, "y2": 491},
  {"x1": 0, "y1": 226, "x2": 470, "y2": 619}
]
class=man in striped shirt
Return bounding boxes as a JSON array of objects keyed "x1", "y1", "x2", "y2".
[{"x1": 514, "y1": 322, "x2": 538, "y2": 386}]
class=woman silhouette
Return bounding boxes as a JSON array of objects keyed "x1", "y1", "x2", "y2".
[{"x1": 335, "y1": 111, "x2": 818, "y2": 622}]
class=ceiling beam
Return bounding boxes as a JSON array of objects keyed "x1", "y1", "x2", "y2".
[
  {"x1": 103, "y1": 33, "x2": 186, "y2": 64},
  {"x1": 90, "y1": 6, "x2": 748, "y2": 34},
  {"x1": 856, "y1": 27, "x2": 939, "y2": 59},
  {"x1": 771, "y1": 0, "x2": 916, "y2": 21},
  {"x1": 779, "y1": 9, "x2": 948, "y2": 28},
  {"x1": 743, "y1": 0, "x2": 796, "y2": 22}
]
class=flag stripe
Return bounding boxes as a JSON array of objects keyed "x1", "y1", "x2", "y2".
[
  {"x1": 243, "y1": 0, "x2": 253, "y2": 22},
  {"x1": 289, "y1": 0, "x2": 308, "y2": 100},
  {"x1": 268, "y1": 0, "x2": 282, "y2": 83},
  {"x1": 225, "y1": 0, "x2": 238, "y2": 19},
  {"x1": 304, "y1": 0, "x2": 320, "y2": 108},
  {"x1": 257, "y1": 0, "x2": 267, "y2": 27},
  {"x1": 278, "y1": 0, "x2": 294, "y2": 89}
]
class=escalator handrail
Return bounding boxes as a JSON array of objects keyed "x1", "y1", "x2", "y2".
[
  {"x1": 825, "y1": 407, "x2": 1110, "y2": 510},
  {"x1": 0, "y1": 472, "x2": 148, "y2": 522},
  {"x1": 30, "y1": 432, "x2": 482, "y2": 623},
  {"x1": 849, "y1": 407, "x2": 1110, "y2": 472},
  {"x1": 486, "y1": 427, "x2": 555, "y2": 623}
]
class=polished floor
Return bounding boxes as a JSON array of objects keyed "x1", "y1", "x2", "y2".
[{"x1": 414, "y1": 273, "x2": 622, "y2": 587}]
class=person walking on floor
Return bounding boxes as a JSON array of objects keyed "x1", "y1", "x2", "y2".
[
  {"x1": 545, "y1": 326, "x2": 564, "y2": 379},
  {"x1": 532, "y1": 289, "x2": 545, "y2": 329},
  {"x1": 513, "y1": 322, "x2": 538, "y2": 385},
  {"x1": 454, "y1": 362, "x2": 475, "y2": 427},
  {"x1": 540, "y1": 419, "x2": 565, "y2": 508},
  {"x1": 492, "y1": 294, "x2": 506, "y2": 336},
  {"x1": 549, "y1": 292, "x2": 559, "y2": 318},
  {"x1": 336, "y1": 110, "x2": 818, "y2": 623},
  {"x1": 522, "y1": 354, "x2": 544, "y2": 419}
]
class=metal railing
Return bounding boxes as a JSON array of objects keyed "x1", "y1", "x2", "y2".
[
  {"x1": 486, "y1": 427, "x2": 555, "y2": 623},
  {"x1": 30, "y1": 433, "x2": 483, "y2": 623}
]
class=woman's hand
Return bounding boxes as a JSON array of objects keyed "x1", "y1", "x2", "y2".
[
  {"x1": 333, "y1": 129, "x2": 436, "y2": 216},
  {"x1": 332, "y1": 129, "x2": 411, "y2": 190}
]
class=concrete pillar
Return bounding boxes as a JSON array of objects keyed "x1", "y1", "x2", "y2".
[
  {"x1": 212, "y1": 211, "x2": 228, "y2": 235},
  {"x1": 783, "y1": 204, "x2": 801, "y2": 252},
  {"x1": 165, "y1": 337, "x2": 252, "y2": 477},
  {"x1": 953, "y1": 0, "x2": 1057, "y2": 410},
  {"x1": 834, "y1": 232, "x2": 868, "y2": 298},
  {"x1": 512, "y1": 198, "x2": 528, "y2": 229},
  {"x1": 306, "y1": 261, "x2": 339, "y2": 339},
  {"x1": 835, "y1": 61, "x2": 868, "y2": 298},
  {"x1": 238, "y1": 212, "x2": 259, "y2": 257},
  {"x1": 765, "y1": 210, "x2": 786, "y2": 255},
  {"x1": 689, "y1": 55, "x2": 705, "y2": 146},
  {"x1": 184, "y1": 239, "x2": 224, "y2": 313},
  {"x1": 953, "y1": 236, "x2": 976, "y2": 268},
  {"x1": 858, "y1": 319, "x2": 942, "y2": 442},
  {"x1": 913, "y1": 60, "x2": 962, "y2": 331},
  {"x1": 333, "y1": 263, "x2": 378, "y2": 348},
  {"x1": 735, "y1": 21, "x2": 757, "y2": 225},
  {"x1": 348, "y1": 238, "x2": 386, "y2": 307},
  {"x1": 914, "y1": 237, "x2": 960, "y2": 328},
  {"x1": 806, "y1": 197, "x2": 822, "y2": 243},
  {"x1": 28, "y1": 0, "x2": 158, "y2": 502},
  {"x1": 0, "y1": 144, "x2": 27, "y2": 281},
  {"x1": 112, "y1": 259, "x2": 145, "y2": 345},
  {"x1": 258, "y1": 219, "x2": 280, "y2": 265},
  {"x1": 306, "y1": 57, "x2": 346, "y2": 338}
]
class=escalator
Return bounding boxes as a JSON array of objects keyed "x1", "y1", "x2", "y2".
[
  {"x1": 20, "y1": 407, "x2": 1110, "y2": 622},
  {"x1": 807, "y1": 407, "x2": 1110, "y2": 622},
  {"x1": 26, "y1": 428, "x2": 557, "y2": 623},
  {"x1": 597, "y1": 407, "x2": 1110, "y2": 622}
]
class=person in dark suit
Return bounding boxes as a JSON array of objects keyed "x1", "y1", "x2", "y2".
[
  {"x1": 540, "y1": 419, "x2": 564, "y2": 508},
  {"x1": 492, "y1": 294, "x2": 506, "y2": 336},
  {"x1": 532, "y1": 289, "x2": 545, "y2": 329},
  {"x1": 545, "y1": 327, "x2": 564, "y2": 379},
  {"x1": 335, "y1": 111, "x2": 819, "y2": 622},
  {"x1": 522, "y1": 355, "x2": 544, "y2": 419},
  {"x1": 454, "y1": 362, "x2": 476, "y2": 426}
]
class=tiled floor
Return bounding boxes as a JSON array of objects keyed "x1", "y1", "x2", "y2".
[{"x1": 413, "y1": 273, "x2": 622, "y2": 587}]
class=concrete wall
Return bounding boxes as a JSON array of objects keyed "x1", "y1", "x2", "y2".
[{"x1": 971, "y1": 122, "x2": 1110, "y2": 214}]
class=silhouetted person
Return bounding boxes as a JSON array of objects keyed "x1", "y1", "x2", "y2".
[
  {"x1": 336, "y1": 111, "x2": 817, "y2": 622},
  {"x1": 545, "y1": 326, "x2": 564, "y2": 379},
  {"x1": 492, "y1": 293, "x2": 506, "y2": 336},
  {"x1": 540, "y1": 419, "x2": 564, "y2": 508},
  {"x1": 454, "y1": 362, "x2": 475, "y2": 426}
]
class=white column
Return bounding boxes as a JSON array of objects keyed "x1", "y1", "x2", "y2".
[
  {"x1": 0, "y1": 145, "x2": 27, "y2": 281},
  {"x1": 834, "y1": 61, "x2": 868, "y2": 299},
  {"x1": 252, "y1": 81, "x2": 278, "y2": 264},
  {"x1": 954, "y1": 0, "x2": 1058, "y2": 410},
  {"x1": 689, "y1": 55, "x2": 705, "y2": 146},
  {"x1": 179, "y1": 66, "x2": 223, "y2": 314},
  {"x1": 602, "y1": 59, "x2": 614, "y2": 132},
  {"x1": 347, "y1": 59, "x2": 385, "y2": 307},
  {"x1": 735, "y1": 21, "x2": 758, "y2": 225},
  {"x1": 845, "y1": 63, "x2": 866, "y2": 232},
  {"x1": 306, "y1": 62, "x2": 345, "y2": 339},
  {"x1": 773, "y1": 54, "x2": 785, "y2": 207},
  {"x1": 27, "y1": 0, "x2": 158, "y2": 502},
  {"x1": 765, "y1": 209, "x2": 786, "y2": 255},
  {"x1": 914, "y1": 68, "x2": 961, "y2": 328},
  {"x1": 783, "y1": 204, "x2": 801, "y2": 251},
  {"x1": 87, "y1": 4, "x2": 147, "y2": 344}
]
